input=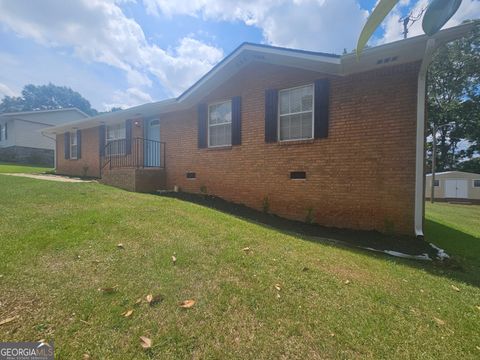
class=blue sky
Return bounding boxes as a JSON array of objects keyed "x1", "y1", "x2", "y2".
[{"x1": 0, "y1": 0, "x2": 478, "y2": 111}]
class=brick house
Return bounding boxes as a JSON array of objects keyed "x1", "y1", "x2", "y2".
[{"x1": 44, "y1": 23, "x2": 475, "y2": 237}]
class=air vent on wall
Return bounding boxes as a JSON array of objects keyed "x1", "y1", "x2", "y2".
[{"x1": 290, "y1": 171, "x2": 306, "y2": 180}]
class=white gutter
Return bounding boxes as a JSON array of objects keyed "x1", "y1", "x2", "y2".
[{"x1": 414, "y1": 38, "x2": 437, "y2": 238}]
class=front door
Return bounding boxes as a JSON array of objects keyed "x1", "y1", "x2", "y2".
[
  {"x1": 144, "y1": 118, "x2": 160, "y2": 167},
  {"x1": 445, "y1": 179, "x2": 468, "y2": 198}
]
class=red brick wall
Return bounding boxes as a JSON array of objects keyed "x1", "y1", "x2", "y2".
[
  {"x1": 56, "y1": 126, "x2": 101, "y2": 178},
  {"x1": 55, "y1": 119, "x2": 144, "y2": 179},
  {"x1": 160, "y1": 62, "x2": 420, "y2": 235}
]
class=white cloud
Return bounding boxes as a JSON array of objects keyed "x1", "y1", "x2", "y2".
[
  {"x1": 380, "y1": 0, "x2": 480, "y2": 44},
  {"x1": 0, "y1": 82, "x2": 18, "y2": 98},
  {"x1": 0, "y1": 0, "x2": 223, "y2": 105},
  {"x1": 142, "y1": 0, "x2": 369, "y2": 53},
  {"x1": 103, "y1": 87, "x2": 154, "y2": 110}
]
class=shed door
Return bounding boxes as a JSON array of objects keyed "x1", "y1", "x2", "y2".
[{"x1": 445, "y1": 179, "x2": 468, "y2": 198}]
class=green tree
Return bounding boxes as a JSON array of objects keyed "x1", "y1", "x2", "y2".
[
  {"x1": 427, "y1": 25, "x2": 480, "y2": 171},
  {"x1": 0, "y1": 83, "x2": 98, "y2": 116},
  {"x1": 457, "y1": 157, "x2": 480, "y2": 173}
]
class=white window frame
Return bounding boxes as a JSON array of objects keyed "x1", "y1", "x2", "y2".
[
  {"x1": 0, "y1": 123, "x2": 5, "y2": 142},
  {"x1": 208, "y1": 99, "x2": 232, "y2": 148},
  {"x1": 106, "y1": 123, "x2": 126, "y2": 156},
  {"x1": 70, "y1": 130, "x2": 78, "y2": 160},
  {"x1": 473, "y1": 179, "x2": 480, "y2": 188},
  {"x1": 278, "y1": 84, "x2": 315, "y2": 142}
]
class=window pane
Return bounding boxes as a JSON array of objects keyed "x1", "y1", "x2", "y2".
[
  {"x1": 209, "y1": 123, "x2": 231, "y2": 147},
  {"x1": 301, "y1": 91, "x2": 313, "y2": 111},
  {"x1": 71, "y1": 145, "x2": 77, "y2": 159},
  {"x1": 70, "y1": 132, "x2": 77, "y2": 145},
  {"x1": 301, "y1": 112, "x2": 313, "y2": 138},
  {"x1": 278, "y1": 85, "x2": 313, "y2": 141},
  {"x1": 107, "y1": 123, "x2": 125, "y2": 140},
  {"x1": 209, "y1": 101, "x2": 231, "y2": 125},
  {"x1": 290, "y1": 89, "x2": 302, "y2": 113},
  {"x1": 279, "y1": 92, "x2": 289, "y2": 115},
  {"x1": 280, "y1": 115, "x2": 290, "y2": 140}
]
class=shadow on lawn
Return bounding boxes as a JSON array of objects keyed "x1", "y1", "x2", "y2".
[{"x1": 159, "y1": 192, "x2": 480, "y2": 288}]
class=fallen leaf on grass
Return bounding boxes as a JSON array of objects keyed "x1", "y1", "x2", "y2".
[
  {"x1": 451, "y1": 285, "x2": 460, "y2": 292},
  {"x1": 0, "y1": 315, "x2": 18, "y2": 326},
  {"x1": 179, "y1": 300, "x2": 196, "y2": 308},
  {"x1": 433, "y1": 317, "x2": 445, "y2": 326},
  {"x1": 117, "y1": 243, "x2": 125, "y2": 249},
  {"x1": 134, "y1": 298, "x2": 143, "y2": 305},
  {"x1": 344, "y1": 280, "x2": 351, "y2": 285},
  {"x1": 242, "y1": 247, "x2": 251, "y2": 253},
  {"x1": 140, "y1": 336, "x2": 152, "y2": 349},
  {"x1": 301, "y1": 267, "x2": 309, "y2": 272},
  {"x1": 122, "y1": 309, "x2": 133, "y2": 317},
  {"x1": 98, "y1": 286, "x2": 118, "y2": 293},
  {"x1": 83, "y1": 354, "x2": 90, "y2": 359},
  {"x1": 172, "y1": 255, "x2": 177, "y2": 265},
  {"x1": 476, "y1": 305, "x2": 480, "y2": 311},
  {"x1": 146, "y1": 294, "x2": 153, "y2": 304},
  {"x1": 274, "y1": 284, "x2": 281, "y2": 291}
]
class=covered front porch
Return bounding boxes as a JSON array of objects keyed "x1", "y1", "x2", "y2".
[{"x1": 100, "y1": 136, "x2": 166, "y2": 193}]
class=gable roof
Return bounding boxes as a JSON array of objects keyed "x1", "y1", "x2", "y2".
[
  {"x1": 1, "y1": 108, "x2": 89, "y2": 126},
  {"x1": 426, "y1": 171, "x2": 480, "y2": 177},
  {"x1": 44, "y1": 21, "x2": 478, "y2": 135}
]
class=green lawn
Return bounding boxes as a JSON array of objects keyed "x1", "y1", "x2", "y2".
[
  {"x1": 0, "y1": 161, "x2": 52, "y2": 174},
  {"x1": 0, "y1": 173, "x2": 479, "y2": 359}
]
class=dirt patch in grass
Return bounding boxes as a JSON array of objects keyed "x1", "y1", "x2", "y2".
[{"x1": 159, "y1": 192, "x2": 440, "y2": 259}]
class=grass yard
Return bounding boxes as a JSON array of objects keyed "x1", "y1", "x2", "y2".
[
  {"x1": 0, "y1": 173, "x2": 479, "y2": 359},
  {"x1": 425, "y1": 202, "x2": 480, "y2": 274},
  {"x1": 0, "y1": 161, "x2": 52, "y2": 174}
]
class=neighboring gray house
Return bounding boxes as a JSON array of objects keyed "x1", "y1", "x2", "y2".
[{"x1": 0, "y1": 108, "x2": 88, "y2": 166}]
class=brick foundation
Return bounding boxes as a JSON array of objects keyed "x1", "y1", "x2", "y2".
[{"x1": 100, "y1": 167, "x2": 166, "y2": 193}]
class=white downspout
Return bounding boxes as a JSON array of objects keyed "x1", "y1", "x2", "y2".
[{"x1": 414, "y1": 38, "x2": 437, "y2": 238}]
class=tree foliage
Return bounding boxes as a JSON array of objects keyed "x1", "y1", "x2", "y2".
[
  {"x1": 427, "y1": 24, "x2": 480, "y2": 171},
  {"x1": 0, "y1": 83, "x2": 98, "y2": 116}
]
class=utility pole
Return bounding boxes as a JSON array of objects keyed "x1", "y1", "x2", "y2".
[
  {"x1": 399, "y1": 8, "x2": 426, "y2": 39},
  {"x1": 431, "y1": 123, "x2": 452, "y2": 203},
  {"x1": 431, "y1": 125, "x2": 437, "y2": 203}
]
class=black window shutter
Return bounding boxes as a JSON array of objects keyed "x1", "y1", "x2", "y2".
[
  {"x1": 99, "y1": 125, "x2": 106, "y2": 156},
  {"x1": 198, "y1": 103, "x2": 208, "y2": 148},
  {"x1": 231, "y1": 96, "x2": 242, "y2": 146},
  {"x1": 265, "y1": 89, "x2": 278, "y2": 143},
  {"x1": 64, "y1": 132, "x2": 70, "y2": 159},
  {"x1": 314, "y1": 79, "x2": 330, "y2": 139},
  {"x1": 125, "y1": 119, "x2": 132, "y2": 155},
  {"x1": 77, "y1": 130, "x2": 82, "y2": 159}
]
